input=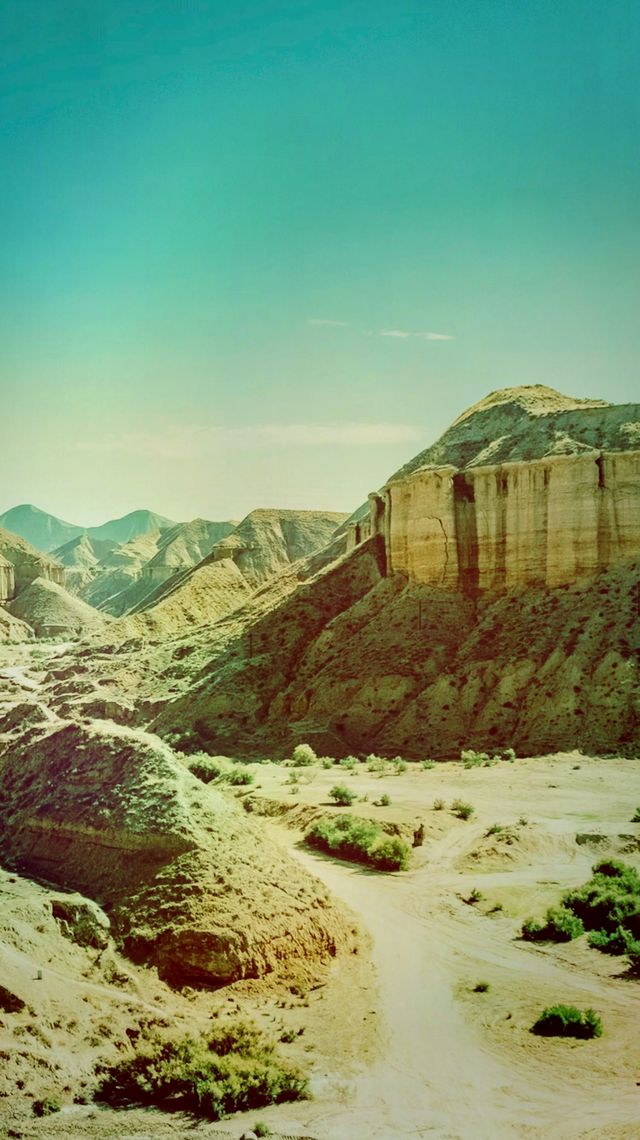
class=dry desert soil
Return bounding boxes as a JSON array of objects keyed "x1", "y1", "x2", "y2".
[{"x1": 1, "y1": 642, "x2": 639, "y2": 1140}]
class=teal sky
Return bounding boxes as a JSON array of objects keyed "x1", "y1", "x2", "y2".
[{"x1": 1, "y1": 1, "x2": 638, "y2": 524}]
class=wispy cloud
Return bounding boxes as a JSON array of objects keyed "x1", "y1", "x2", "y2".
[
  {"x1": 308, "y1": 318, "x2": 454, "y2": 340},
  {"x1": 76, "y1": 422, "x2": 420, "y2": 458},
  {"x1": 380, "y1": 328, "x2": 454, "y2": 341},
  {"x1": 307, "y1": 317, "x2": 350, "y2": 327}
]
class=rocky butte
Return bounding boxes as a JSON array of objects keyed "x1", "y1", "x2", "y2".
[
  {"x1": 347, "y1": 385, "x2": 640, "y2": 592},
  {"x1": 155, "y1": 385, "x2": 639, "y2": 761}
]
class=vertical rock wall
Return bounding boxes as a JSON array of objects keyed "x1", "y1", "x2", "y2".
[
  {"x1": 372, "y1": 449, "x2": 640, "y2": 592},
  {"x1": 0, "y1": 557, "x2": 15, "y2": 603}
]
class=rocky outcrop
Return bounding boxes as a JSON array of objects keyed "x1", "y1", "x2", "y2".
[
  {"x1": 0, "y1": 556, "x2": 14, "y2": 603},
  {"x1": 348, "y1": 388, "x2": 640, "y2": 593},
  {"x1": 0, "y1": 526, "x2": 65, "y2": 597},
  {"x1": 0, "y1": 720, "x2": 352, "y2": 984},
  {"x1": 375, "y1": 449, "x2": 640, "y2": 592},
  {"x1": 141, "y1": 518, "x2": 236, "y2": 583},
  {"x1": 211, "y1": 508, "x2": 349, "y2": 586},
  {"x1": 153, "y1": 388, "x2": 639, "y2": 760}
]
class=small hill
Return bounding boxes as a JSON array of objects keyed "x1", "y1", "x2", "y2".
[
  {"x1": 97, "y1": 517, "x2": 238, "y2": 616},
  {"x1": 0, "y1": 719, "x2": 352, "y2": 985},
  {"x1": 7, "y1": 578, "x2": 109, "y2": 638},
  {"x1": 78, "y1": 532, "x2": 164, "y2": 613},
  {"x1": 52, "y1": 533, "x2": 118, "y2": 592},
  {"x1": 146, "y1": 517, "x2": 237, "y2": 576},
  {"x1": 212, "y1": 508, "x2": 349, "y2": 586},
  {"x1": 106, "y1": 558, "x2": 252, "y2": 641},
  {"x1": 393, "y1": 384, "x2": 637, "y2": 477},
  {"x1": 86, "y1": 508, "x2": 177, "y2": 544},
  {"x1": 0, "y1": 504, "x2": 82, "y2": 552}
]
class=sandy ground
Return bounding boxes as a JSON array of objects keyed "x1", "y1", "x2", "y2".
[{"x1": 1, "y1": 642, "x2": 640, "y2": 1138}]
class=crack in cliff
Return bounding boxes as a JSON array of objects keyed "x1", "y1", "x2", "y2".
[{"x1": 426, "y1": 516, "x2": 449, "y2": 584}]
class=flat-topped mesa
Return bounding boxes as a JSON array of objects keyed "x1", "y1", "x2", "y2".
[{"x1": 347, "y1": 387, "x2": 640, "y2": 592}]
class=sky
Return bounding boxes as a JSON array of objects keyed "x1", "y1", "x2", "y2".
[{"x1": 1, "y1": 1, "x2": 638, "y2": 525}]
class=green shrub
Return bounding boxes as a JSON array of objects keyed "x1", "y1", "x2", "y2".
[
  {"x1": 329, "y1": 784, "x2": 356, "y2": 806},
  {"x1": 368, "y1": 836, "x2": 410, "y2": 872},
  {"x1": 339, "y1": 755, "x2": 358, "y2": 769},
  {"x1": 305, "y1": 815, "x2": 409, "y2": 871},
  {"x1": 392, "y1": 758, "x2": 407, "y2": 774},
  {"x1": 521, "y1": 907, "x2": 584, "y2": 943},
  {"x1": 421, "y1": 759, "x2": 435, "y2": 770},
  {"x1": 473, "y1": 981, "x2": 490, "y2": 993},
  {"x1": 96, "y1": 1021, "x2": 308, "y2": 1119},
  {"x1": 587, "y1": 927, "x2": 629, "y2": 954},
  {"x1": 366, "y1": 755, "x2": 388, "y2": 774},
  {"x1": 291, "y1": 743, "x2": 317, "y2": 767},
  {"x1": 632, "y1": 807, "x2": 640, "y2": 823},
  {"x1": 562, "y1": 860, "x2": 640, "y2": 943},
  {"x1": 321, "y1": 758, "x2": 334, "y2": 769},
  {"x1": 254, "y1": 1124, "x2": 272, "y2": 1137},
  {"x1": 451, "y1": 799, "x2": 475, "y2": 820},
  {"x1": 465, "y1": 888, "x2": 483, "y2": 905},
  {"x1": 32, "y1": 1098, "x2": 61, "y2": 1117},
  {"x1": 486, "y1": 823, "x2": 503, "y2": 836},
  {"x1": 625, "y1": 937, "x2": 640, "y2": 974},
  {"x1": 374, "y1": 793, "x2": 391, "y2": 807},
  {"x1": 187, "y1": 754, "x2": 225, "y2": 783},
  {"x1": 531, "y1": 1005, "x2": 602, "y2": 1039},
  {"x1": 433, "y1": 798, "x2": 445, "y2": 811},
  {"x1": 223, "y1": 767, "x2": 254, "y2": 786},
  {"x1": 460, "y1": 750, "x2": 490, "y2": 768}
]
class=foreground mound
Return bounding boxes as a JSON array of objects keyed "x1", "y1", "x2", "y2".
[{"x1": 0, "y1": 721, "x2": 351, "y2": 984}]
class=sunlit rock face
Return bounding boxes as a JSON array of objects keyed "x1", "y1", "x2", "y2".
[
  {"x1": 379, "y1": 450, "x2": 640, "y2": 593},
  {"x1": 0, "y1": 556, "x2": 15, "y2": 603},
  {"x1": 346, "y1": 387, "x2": 640, "y2": 594}
]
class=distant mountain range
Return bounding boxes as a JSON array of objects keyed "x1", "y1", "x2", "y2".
[{"x1": 0, "y1": 504, "x2": 179, "y2": 552}]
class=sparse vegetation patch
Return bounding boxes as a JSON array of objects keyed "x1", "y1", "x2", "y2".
[
  {"x1": 531, "y1": 1005, "x2": 602, "y2": 1039},
  {"x1": 96, "y1": 1021, "x2": 308, "y2": 1119},
  {"x1": 305, "y1": 815, "x2": 410, "y2": 871},
  {"x1": 562, "y1": 859, "x2": 640, "y2": 970},
  {"x1": 329, "y1": 784, "x2": 357, "y2": 806},
  {"x1": 521, "y1": 907, "x2": 584, "y2": 943}
]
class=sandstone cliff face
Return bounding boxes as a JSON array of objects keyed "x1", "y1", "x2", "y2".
[
  {"x1": 0, "y1": 526, "x2": 65, "y2": 597},
  {"x1": 0, "y1": 556, "x2": 14, "y2": 604},
  {"x1": 378, "y1": 449, "x2": 640, "y2": 592},
  {"x1": 346, "y1": 388, "x2": 640, "y2": 593}
]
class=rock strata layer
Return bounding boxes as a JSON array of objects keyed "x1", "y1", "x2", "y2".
[{"x1": 348, "y1": 388, "x2": 640, "y2": 592}]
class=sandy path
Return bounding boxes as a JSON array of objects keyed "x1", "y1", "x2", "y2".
[{"x1": 280, "y1": 827, "x2": 640, "y2": 1140}]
